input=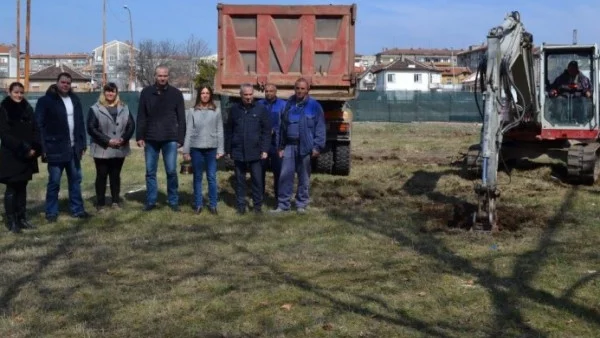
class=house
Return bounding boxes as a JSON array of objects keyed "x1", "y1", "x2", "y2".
[
  {"x1": 20, "y1": 53, "x2": 91, "y2": 76},
  {"x1": 373, "y1": 58, "x2": 442, "y2": 91},
  {"x1": 0, "y1": 44, "x2": 19, "y2": 88},
  {"x1": 375, "y1": 48, "x2": 463, "y2": 67},
  {"x1": 92, "y1": 40, "x2": 139, "y2": 90},
  {"x1": 198, "y1": 53, "x2": 218, "y2": 65},
  {"x1": 435, "y1": 65, "x2": 472, "y2": 90},
  {"x1": 357, "y1": 64, "x2": 384, "y2": 91},
  {"x1": 456, "y1": 44, "x2": 486, "y2": 71},
  {"x1": 355, "y1": 54, "x2": 376, "y2": 69},
  {"x1": 28, "y1": 63, "x2": 92, "y2": 92},
  {"x1": 357, "y1": 70, "x2": 375, "y2": 91}
]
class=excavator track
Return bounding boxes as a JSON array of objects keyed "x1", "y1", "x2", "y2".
[{"x1": 567, "y1": 143, "x2": 600, "y2": 185}]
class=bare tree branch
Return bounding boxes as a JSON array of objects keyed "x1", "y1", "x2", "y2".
[{"x1": 135, "y1": 35, "x2": 212, "y2": 89}]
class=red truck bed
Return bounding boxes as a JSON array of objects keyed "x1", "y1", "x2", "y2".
[{"x1": 214, "y1": 3, "x2": 357, "y2": 100}]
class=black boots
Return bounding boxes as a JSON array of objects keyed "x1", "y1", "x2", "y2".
[
  {"x1": 4, "y1": 187, "x2": 35, "y2": 234},
  {"x1": 5, "y1": 214, "x2": 20, "y2": 234},
  {"x1": 16, "y1": 212, "x2": 36, "y2": 229}
]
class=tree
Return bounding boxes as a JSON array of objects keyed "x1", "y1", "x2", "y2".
[
  {"x1": 135, "y1": 34, "x2": 211, "y2": 88},
  {"x1": 194, "y1": 60, "x2": 217, "y2": 89}
]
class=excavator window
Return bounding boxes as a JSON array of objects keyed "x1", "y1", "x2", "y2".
[{"x1": 544, "y1": 51, "x2": 595, "y2": 126}]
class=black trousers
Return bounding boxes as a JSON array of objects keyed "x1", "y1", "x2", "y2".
[
  {"x1": 234, "y1": 160, "x2": 264, "y2": 211},
  {"x1": 94, "y1": 157, "x2": 125, "y2": 206},
  {"x1": 4, "y1": 181, "x2": 28, "y2": 217}
]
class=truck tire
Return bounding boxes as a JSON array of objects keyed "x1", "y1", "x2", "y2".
[
  {"x1": 315, "y1": 143, "x2": 334, "y2": 174},
  {"x1": 332, "y1": 143, "x2": 351, "y2": 175}
]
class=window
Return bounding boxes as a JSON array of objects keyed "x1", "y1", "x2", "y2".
[
  {"x1": 414, "y1": 74, "x2": 422, "y2": 83},
  {"x1": 387, "y1": 73, "x2": 395, "y2": 83}
]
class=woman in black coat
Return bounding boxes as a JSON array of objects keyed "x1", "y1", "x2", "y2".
[{"x1": 0, "y1": 82, "x2": 42, "y2": 233}]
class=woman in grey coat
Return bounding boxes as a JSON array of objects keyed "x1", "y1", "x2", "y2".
[
  {"x1": 182, "y1": 85, "x2": 224, "y2": 214},
  {"x1": 87, "y1": 83, "x2": 135, "y2": 210}
]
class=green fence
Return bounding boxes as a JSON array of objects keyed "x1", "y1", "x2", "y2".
[
  {"x1": 348, "y1": 90, "x2": 484, "y2": 123},
  {"x1": 0, "y1": 90, "x2": 484, "y2": 124}
]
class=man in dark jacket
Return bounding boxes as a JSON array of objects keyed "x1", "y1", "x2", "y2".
[
  {"x1": 257, "y1": 83, "x2": 286, "y2": 198},
  {"x1": 271, "y1": 78, "x2": 326, "y2": 214},
  {"x1": 225, "y1": 83, "x2": 271, "y2": 214},
  {"x1": 35, "y1": 72, "x2": 90, "y2": 222},
  {"x1": 136, "y1": 65, "x2": 186, "y2": 211},
  {"x1": 549, "y1": 60, "x2": 593, "y2": 123}
]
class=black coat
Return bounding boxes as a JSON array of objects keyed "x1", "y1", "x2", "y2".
[
  {"x1": 225, "y1": 101, "x2": 271, "y2": 162},
  {"x1": 0, "y1": 96, "x2": 42, "y2": 183},
  {"x1": 34, "y1": 85, "x2": 87, "y2": 163},
  {"x1": 136, "y1": 84, "x2": 186, "y2": 145}
]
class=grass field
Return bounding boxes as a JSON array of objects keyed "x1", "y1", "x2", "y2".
[{"x1": 1, "y1": 122, "x2": 600, "y2": 337}]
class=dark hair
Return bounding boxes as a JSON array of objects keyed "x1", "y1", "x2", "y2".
[
  {"x1": 56, "y1": 72, "x2": 72, "y2": 82},
  {"x1": 103, "y1": 82, "x2": 119, "y2": 92},
  {"x1": 568, "y1": 60, "x2": 579, "y2": 69},
  {"x1": 8, "y1": 82, "x2": 24, "y2": 92},
  {"x1": 194, "y1": 85, "x2": 216, "y2": 110}
]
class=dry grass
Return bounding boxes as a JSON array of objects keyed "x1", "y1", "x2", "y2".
[{"x1": 1, "y1": 121, "x2": 600, "y2": 337}]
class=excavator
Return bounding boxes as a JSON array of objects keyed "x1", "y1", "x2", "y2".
[{"x1": 463, "y1": 11, "x2": 599, "y2": 231}]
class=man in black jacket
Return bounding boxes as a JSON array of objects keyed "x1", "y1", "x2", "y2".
[
  {"x1": 225, "y1": 83, "x2": 270, "y2": 214},
  {"x1": 136, "y1": 65, "x2": 186, "y2": 211},
  {"x1": 35, "y1": 72, "x2": 90, "y2": 222}
]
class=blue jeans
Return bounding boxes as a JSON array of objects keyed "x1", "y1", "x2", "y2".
[
  {"x1": 277, "y1": 145, "x2": 311, "y2": 210},
  {"x1": 144, "y1": 141, "x2": 179, "y2": 207},
  {"x1": 190, "y1": 148, "x2": 218, "y2": 209},
  {"x1": 46, "y1": 155, "x2": 85, "y2": 218},
  {"x1": 262, "y1": 150, "x2": 282, "y2": 198}
]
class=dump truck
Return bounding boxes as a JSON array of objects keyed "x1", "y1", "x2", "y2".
[{"x1": 213, "y1": 3, "x2": 357, "y2": 175}]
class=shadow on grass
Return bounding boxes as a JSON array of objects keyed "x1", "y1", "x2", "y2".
[{"x1": 326, "y1": 181, "x2": 600, "y2": 336}]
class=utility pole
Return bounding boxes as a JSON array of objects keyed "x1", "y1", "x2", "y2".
[
  {"x1": 451, "y1": 48, "x2": 455, "y2": 91},
  {"x1": 102, "y1": 0, "x2": 107, "y2": 86},
  {"x1": 16, "y1": 0, "x2": 20, "y2": 84},
  {"x1": 124, "y1": 5, "x2": 134, "y2": 91},
  {"x1": 24, "y1": 0, "x2": 30, "y2": 92}
]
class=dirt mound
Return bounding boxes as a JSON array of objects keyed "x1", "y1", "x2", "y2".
[{"x1": 445, "y1": 202, "x2": 548, "y2": 232}]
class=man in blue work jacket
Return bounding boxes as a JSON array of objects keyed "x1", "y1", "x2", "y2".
[
  {"x1": 257, "y1": 83, "x2": 286, "y2": 198},
  {"x1": 271, "y1": 78, "x2": 325, "y2": 214}
]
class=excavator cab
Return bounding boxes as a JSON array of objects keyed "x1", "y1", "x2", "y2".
[{"x1": 540, "y1": 44, "x2": 599, "y2": 135}]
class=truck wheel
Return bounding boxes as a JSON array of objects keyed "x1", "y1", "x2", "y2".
[
  {"x1": 332, "y1": 143, "x2": 351, "y2": 175},
  {"x1": 315, "y1": 143, "x2": 334, "y2": 174}
]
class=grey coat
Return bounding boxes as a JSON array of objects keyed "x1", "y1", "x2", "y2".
[
  {"x1": 87, "y1": 102, "x2": 135, "y2": 159},
  {"x1": 182, "y1": 106, "x2": 224, "y2": 155}
]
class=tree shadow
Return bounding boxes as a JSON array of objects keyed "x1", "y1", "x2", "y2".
[{"x1": 328, "y1": 180, "x2": 600, "y2": 336}]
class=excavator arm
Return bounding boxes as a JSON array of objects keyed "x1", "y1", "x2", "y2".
[{"x1": 472, "y1": 11, "x2": 538, "y2": 231}]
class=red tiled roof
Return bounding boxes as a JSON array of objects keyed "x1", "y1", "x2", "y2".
[
  {"x1": 436, "y1": 66, "x2": 472, "y2": 76},
  {"x1": 30, "y1": 64, "x2": 90, "y2": 81},
  {"x1": 373, "y1": 58, "x2": 442, "y2": 73},
  {"x1": 377, "y1": 48, "x2": 464, "y2": 56},
  {"x1": 0, "y1": 44, "x2": 14, "y2": 53}
]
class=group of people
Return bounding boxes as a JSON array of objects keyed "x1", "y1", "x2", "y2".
[{"x1": 0, "y1": 65, "x2": 326, "y2": 234}]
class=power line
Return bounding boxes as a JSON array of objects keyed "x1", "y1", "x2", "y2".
[{"x1": 107, "y1": 0, "x2": 127, "y2": 23}]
